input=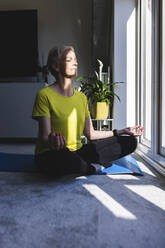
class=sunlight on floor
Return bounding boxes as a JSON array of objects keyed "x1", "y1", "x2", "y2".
[
  {"x1": 76, "y1": 176, "x2": 87, "y2": 180},
  {"x1": 136, "y1": 159, "x2": 157, "y2": 177},
  {"x1": 125, "y1": 185, "x2": 165, "y2": 211},
  {"x1": 83, "y1": 184, "x2": 136, "y2": 220},
  {"x1": 106, "y1": 174, "x2": 140, "y2": 180}
]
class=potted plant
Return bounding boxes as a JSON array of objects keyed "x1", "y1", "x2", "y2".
[{"x1": 77, "y1": 59, "x2": 121, "y2": 119}]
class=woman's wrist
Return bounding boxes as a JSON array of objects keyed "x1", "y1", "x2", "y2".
[
  {"x1": 47, "y1": 132, "x2": 55, "y2": 149},
  {"x1": 113, "y1": 129, "x2": 125, "y2": 136},
  {"x1": 117, "y1": 129, "x2": 125, "y2": 135},
  {"x1": 113, "y1": 129, "x2": 119, "y2": 136}
]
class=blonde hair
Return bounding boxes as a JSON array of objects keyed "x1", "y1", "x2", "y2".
[{"x1": 47, "y1": 45, "x2": 75, "y2": 79}]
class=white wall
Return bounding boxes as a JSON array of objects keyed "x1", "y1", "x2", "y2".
[
  {"x1": 0, "y1": 0, "x2": 92, "y2": 138},
  {"x1": 0, "y1": 0, "x2": 92, "y2": 75},
  {"x1": 0, "y1": 83, "x2": 44, "y2": 138},
  {"x1": 113, "y1": 0, "x2": 136, "y2": 129}
]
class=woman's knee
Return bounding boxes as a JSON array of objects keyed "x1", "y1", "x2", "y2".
[{"x1": 129, "y1": 135, "x2": 138, "y2": 153}]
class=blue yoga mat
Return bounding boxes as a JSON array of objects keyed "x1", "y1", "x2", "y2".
[
  {"x1": 98, "y1": 155, "x2": 143, "y2": 175},
  {"x1": 0, "y1": 152, "x2": 143, "y2": 175},
  {"x1": 0, "y1": 152, "x2": 37, "y2": 172}
]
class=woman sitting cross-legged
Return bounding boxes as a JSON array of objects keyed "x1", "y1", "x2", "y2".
[{"x1": 32, "y1": 45, "x2": 144, "y2": 176}]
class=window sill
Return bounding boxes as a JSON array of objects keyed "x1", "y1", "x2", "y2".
[{"x1": 136, "y1": 148, "x2": 165, "y2": 177}]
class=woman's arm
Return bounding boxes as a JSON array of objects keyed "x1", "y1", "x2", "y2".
[
  {"x1": 37, "y1": 116, "x2": 51, "y2": 148},
  {"x1": 37, "y1": 117, "x2": 66, "y2": 150},
  {"x1": 83, "y1": 116, "x2": 144, "y2": 141},
  {"x1": 83, "y1": 116, "x2": 114, "y2": 140}
]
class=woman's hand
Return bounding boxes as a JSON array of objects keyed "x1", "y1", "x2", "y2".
[
  {"x1": 48, "y1": 132, "x2": 66, "y2": 150},
  {"x1": 119, "y1": 125, "x2": 144, "y2": 136}
]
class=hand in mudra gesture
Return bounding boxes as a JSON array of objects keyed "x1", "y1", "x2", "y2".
[
  {"x1": 119, "y1": 125, "x2": 144, "y2": 136},
  {"x1": 48, "y1": 132, "x2": 66, "y2": 150}
]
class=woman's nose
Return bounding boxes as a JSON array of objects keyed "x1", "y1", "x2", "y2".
[{"x1": 74, "y1": 60, "x2": 78, "y2": 66}]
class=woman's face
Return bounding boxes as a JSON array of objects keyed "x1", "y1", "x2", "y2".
[{"x1": 58, "y1": 49, "x2": 78, "y2": 78}]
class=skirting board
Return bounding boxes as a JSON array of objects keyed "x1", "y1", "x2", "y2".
[
  {"x1": 135, "y1": 150, "x2": 165, "y2": 177},
  {"x1": 0, "y1": 138, "x2": 37, "y2": 143}
]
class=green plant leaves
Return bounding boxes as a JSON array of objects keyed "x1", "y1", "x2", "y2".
[
  {"x1": 78, "y1": 74, "x2": 120, "y2": 105},
  {"x1": 77, "y1": 60, "x2": 122, "y2": 105}
]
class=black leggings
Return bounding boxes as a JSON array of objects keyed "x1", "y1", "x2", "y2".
[{"x1": 35, "y1": 135, "x2": 137, "y2": 176}]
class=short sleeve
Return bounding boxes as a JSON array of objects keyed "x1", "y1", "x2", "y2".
[
  {"x1": 84, "y1": 95, "x2": 90, "y2": 118},
  {"x1": 32, "y1": 90, "x2": 50, "y2": 120}
]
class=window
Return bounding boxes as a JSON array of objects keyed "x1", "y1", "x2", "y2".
[
  {"x1": 160, "y1": 0, "x2": 165, "y2": 156},
  {"x1": 140, "y1": 0, "x2": 152, "y2": 148},
  {"x1": 137, "y1": 0, "x2": 165, "y2": 170}
]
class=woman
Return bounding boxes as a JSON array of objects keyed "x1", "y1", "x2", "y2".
[{"x1": 32, "y1": 45, "x2": 144, "y2": 176}]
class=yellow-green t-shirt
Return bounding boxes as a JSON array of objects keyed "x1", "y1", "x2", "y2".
[{"x1": 32, "y1": 86, "x2": 90, "y2": 155}]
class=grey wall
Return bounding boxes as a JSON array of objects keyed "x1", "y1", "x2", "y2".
[
  {"x1": 0, "y1": 0, "x2": 92, "y2": 138},
  {"x1": 92, "y1": 0, "x2": 111, "y2": 71},
  {"x1": 0, "y1": 0, "x2": 92, "y2": 75},
  {"x1": 0, "y1": 83, "x2": 44, "y2": 138}
]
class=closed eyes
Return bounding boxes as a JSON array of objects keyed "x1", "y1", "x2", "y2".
[{"x1": 65, "y1": 57, "x2": 77, "y2": 63}]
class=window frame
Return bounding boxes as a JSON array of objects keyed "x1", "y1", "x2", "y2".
[
  {"x1": 136, "y1": 0, "x2": 165, "y2": 171},
  {"x1": 159, "y1": 0, "x2": 165, "y2": 157}
]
